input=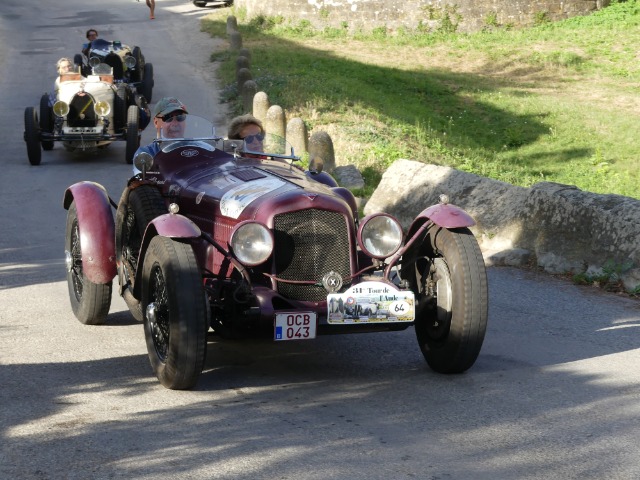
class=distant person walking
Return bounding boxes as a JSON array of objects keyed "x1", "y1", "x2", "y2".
[
  {"x1": 138, "y1": 0, "x2": 155, "y2": 19},
  {"x1": 146, "y1": 0, "x2": 155, "y2": 19}
]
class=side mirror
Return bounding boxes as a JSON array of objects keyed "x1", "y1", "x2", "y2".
[{"x1": 134, "y1": 151, "x2": 154, "y2": 176}]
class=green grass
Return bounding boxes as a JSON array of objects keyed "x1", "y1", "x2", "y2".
[{"x1": 202, "y1": 0, "x2": 640, "y2": 199}]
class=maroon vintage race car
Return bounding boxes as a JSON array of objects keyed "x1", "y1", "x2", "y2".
[{"x1": 63, "y1": 115, "x2": 488, "y2": 389}]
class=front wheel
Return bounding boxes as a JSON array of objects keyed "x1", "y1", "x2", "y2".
[
  {"x1": 24, "y1": 107, "x2": 42, "y2": 166},
  {"x1": 125, "y1": 105, "x2": 140, "y2": 164},
  {"x1": 141, "y1": 236, "x2": 207, "y2": 389},
  {"x1": 65, "y1": 201, "x2": 113, "y2": 325},
  {"x1": 39, "y1": 94, "x2": 54, "y2": 151},
  {"x1": 404, "y1": 226, "x2": 488, "y2": 373},
  {"x1": 113, "y1": 84, "x2": 128, "y2": 133}
]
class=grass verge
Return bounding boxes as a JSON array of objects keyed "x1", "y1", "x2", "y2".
[{"x1": 201, "y1": 1, "x2": 640, "y2": 200}]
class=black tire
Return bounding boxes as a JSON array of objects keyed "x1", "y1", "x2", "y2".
[
  {"x1": 115, "y1": 185, "x2": 166, "y2": 321},
  {"x1": 139, "y1": 63, "x2": 153, "y2": 103},
  {"x1": 193, "y1": 1, "x2": 207, "y2": 6},
  {"x1": 142, "y1": 236, "x2": 207, "y2": 389},
  {"x1": 131, "y1": 46, "x2": 144, "y2": 82},
  {"x1": 125, "y1": 105, "x2": 140, "y2": 164},
  {"x1": 24, "y1": 107, "x2": 42, "y2": 166},
  {"x1": 404, "y1": 226, "x2": 488, "y2": 373},
  {"x1": 39, "y1": 94, "x2": 54, "y2": 151},
  {"x1": 65, "y1": 201, "x2": 113, "y2": 325},
  {"x1": 113, "y1": 84, "x2": 128, "y2": 133}
]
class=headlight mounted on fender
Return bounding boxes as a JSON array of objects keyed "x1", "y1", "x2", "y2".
[
  {"x1": 229, "y1": 221, "x2": 274, "y2": 266},
  {"x1": 358, "y1": 213, "x2": 404, "y2": 259}
]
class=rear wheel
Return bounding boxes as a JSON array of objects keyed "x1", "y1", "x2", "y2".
[
  {"x1": 404, "y1": 225, "x2": 488, "y2": 373},
  {"x1": 139, "y1": 63, "x2": 154, "y2": 102},
  {"x1": 115, "y1": 185, "x2": 166, "y2": 321},
  {"x1": 65, "y1": 201, "x2": 113, "y2": 325},
  {"x1": 131, "y1": 46, "x2": 144, "y2": 82},
  {"x1": 125, "y1": 105, "x2": 140, "y2": 164},
  {"x1": 39, "y1": 94, "x2": 54, "y2": 150},
  {"x1": 142, "y1": 236, "x2": 207, "y2": 389},
  {"x1": 24, "y1": 107, "x2": 42, "y2": 166}
]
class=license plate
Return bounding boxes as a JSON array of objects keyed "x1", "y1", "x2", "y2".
[
  {"x1": 274, "y1": 312, "x2": 317, "y2": 341},
  {"x1": 327, "y1": 281, "x2": 415, "y2": 324}
]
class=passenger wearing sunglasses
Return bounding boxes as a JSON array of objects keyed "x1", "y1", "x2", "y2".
[
  {"x1": 228, "y1": 114, "x2": 265, "y2": 154},
  {"x1": 132, "y1": 96, "x2": 188, "y2": 174}
]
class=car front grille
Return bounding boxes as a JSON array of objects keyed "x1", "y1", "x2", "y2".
[
  {"x1": 67, "y1": 94, "x2": 97, "y2": 128},
  {"x1": 273, "y1": 209, "x2": 351, "y2": 302}
]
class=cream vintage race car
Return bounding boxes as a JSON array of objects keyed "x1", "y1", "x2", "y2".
[{"x1": 24, "y1": 63, "x2": 150, "y2": 166}]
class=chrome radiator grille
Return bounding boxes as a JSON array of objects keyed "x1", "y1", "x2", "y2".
[
  {"x1": 273, "y1": 209, "x2": 351, "y2": 302},
  {"x1": 68, "y1": 94, "x2": 97, "y2": 128}
]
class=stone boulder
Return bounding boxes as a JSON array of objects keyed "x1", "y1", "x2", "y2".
[{"x1": 364, "y1": 159, "x2": 640, "y2": 291}]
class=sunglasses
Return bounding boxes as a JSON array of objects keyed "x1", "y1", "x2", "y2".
[
  {"x1": 159, "y1": 113, "x2": 186, "y2": 123},
  {"x1": 243, "y1": 133, "x2": 264, "y2": 143}
]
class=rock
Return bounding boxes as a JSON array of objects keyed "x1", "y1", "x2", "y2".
[
  {"x1": 252, "y1": 91, "x2": 270, "y2": 125},
  {"x1": 286, "y1": 117, "x2": 308, "y2": 156},
  {"x1": 333, "y1": 165, "x2": 365, "y2": 189},
  {"x1": 365, "y1": 159, "x2": 640, "y2": 291},
  {"x1": 308, "y1": 131, "x2": 336, "y2": 173}
]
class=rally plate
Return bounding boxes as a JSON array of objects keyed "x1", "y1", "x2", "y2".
[{"x1": 327, "y1": 281, "x2": 415, "y2": 324}]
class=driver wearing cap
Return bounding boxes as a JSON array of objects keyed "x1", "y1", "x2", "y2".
[{"x1": 132, "y1": 96, "x2": 188, "y2": 174}]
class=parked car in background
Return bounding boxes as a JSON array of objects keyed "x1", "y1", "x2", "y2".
[{"x1": 193, "y1": 0, "x2": 233, "y2": 7}]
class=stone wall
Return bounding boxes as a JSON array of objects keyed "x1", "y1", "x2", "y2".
[
  {"x1": 235, "y1": 0, "x2": 609, "y2": 33},
  {"x1": 364, "y1": 160, "x2": 640, "y2": 292}
]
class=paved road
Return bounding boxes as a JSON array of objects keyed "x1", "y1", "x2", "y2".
[{"x1": 2, "y1": 1, "x2": 640, "y2": 479}]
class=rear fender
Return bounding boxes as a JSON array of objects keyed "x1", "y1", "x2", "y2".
[
  {"x1": 63, "y1": 181, "x2": 116, "y2": 284},
  {"x1": 133, "y1": 213, "x2": 202, "y2": 299}
]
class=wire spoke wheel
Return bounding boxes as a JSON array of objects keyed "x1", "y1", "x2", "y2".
[
  {"x1": 142, "y1": 236, "x2": 207, "y2": 389},
  {"x1": 64, "y1": 201, "x2": 112, "y2": 325},
  {"x1": 148, "y1": 264, "x2": 170, "y2": 361}
]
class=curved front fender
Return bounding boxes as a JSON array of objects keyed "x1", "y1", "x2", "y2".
[
  {"x1": 149, "y1": 213, "x2": 202, "y2": 238},
  {"x1": 63, "y1": 181, "x2": 116, "y2": 284},
  {"x1": 418, "y1": 203, "x2": 476, "y2": 229},
  {"x1": 133, "y1": 213, "x2": 202, "y2": 300}
]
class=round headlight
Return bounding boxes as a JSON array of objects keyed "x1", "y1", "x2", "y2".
[
  {"x1": 89, "y1": 56, "x2": 101, "y2": 67},
  {"x1": 53, "y1": 101, "x2": 69, "y2": 117},
  {"x1": 358, "y1": 214, "x2": 403, "y2": 259},
  {"x1": 94, "y1": 100, "x2": 110, "y2": 117},
  {"x1": 230, "y1": 222, "x2": 273, "y2": 266},
  {"x1": 124, "y1": 55, "x2": 136, "y2": 68}
]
